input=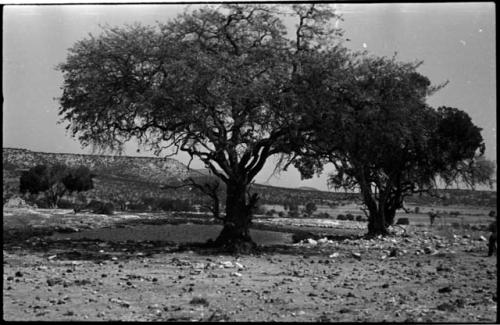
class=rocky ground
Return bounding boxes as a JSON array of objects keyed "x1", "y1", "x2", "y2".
[{"x1": 3, "y1": 207, "x2": 498, "y2": 322}]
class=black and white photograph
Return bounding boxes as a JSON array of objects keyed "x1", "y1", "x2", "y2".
[{"x1": 3, "y1": 1, "x2": 497, "y2": 322}]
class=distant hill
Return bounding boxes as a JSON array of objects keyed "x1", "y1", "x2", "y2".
[
  {"x1": 2, "y1": 147, "x2": 497, "y2": 208},
  {"x1": 3, "y1": 147, "x2": 190, "y2": 183}
]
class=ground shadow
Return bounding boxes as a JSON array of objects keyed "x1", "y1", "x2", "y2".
[{"x1": 3, "y1": 222, "x2": 366, "y2": 261}]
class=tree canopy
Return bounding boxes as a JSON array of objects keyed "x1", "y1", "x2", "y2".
[{"x1": 57, "y1": 4, "x2": 348, "y2": 249}]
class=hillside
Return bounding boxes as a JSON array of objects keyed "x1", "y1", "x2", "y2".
[{"x1": 2, "y1": 148, "x2": 497, "y2": 208}]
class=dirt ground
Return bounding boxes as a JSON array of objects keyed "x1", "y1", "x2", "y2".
[{"x1": 3, "y1": 208, "x2": 498, "y2": 322}]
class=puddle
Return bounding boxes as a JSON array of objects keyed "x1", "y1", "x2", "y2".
[{"x1": 49, "y1": 224, "x2": 293, "y2": 246}]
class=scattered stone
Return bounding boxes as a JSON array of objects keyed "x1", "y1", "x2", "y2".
[
  {"x1": 47, "y1": 277, "x2": 64, "y2": 286},
  {"x1": 423, "y1": 247, "x2": 434, "y2": 254},
  {"x1": 437, "y1": 302, "x2": 456, "y2": 311},
  {"x1": 193, "y1": 263, "x2": 206, "y2": 269},
  {"x1": 307, "y1": 238, "x2": 318, "y2": 245},
  {"x1": 220, "y1": 261, "x2": 234, "y2": 268},
  {"x1": 109, "y1": 297, "x2": 130, "y2": 308},
  {"x1": 352, "y1": 252, "x2": 361, "y2": 260},
  {"x1": 438, "y1": 286, "x2": 453, "y2": 294}
]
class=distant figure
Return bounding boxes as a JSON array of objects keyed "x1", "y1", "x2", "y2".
[
  {"x1": 429, "y1": 211, "x2": 437, "y2": 226},
  {"x1": 488, "y1": 220, "x2": 497, "y2": 257}
]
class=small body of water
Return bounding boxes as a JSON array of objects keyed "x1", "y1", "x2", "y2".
[{"x1": 50, "y1": 224, "x2": 293, "y2": 246}]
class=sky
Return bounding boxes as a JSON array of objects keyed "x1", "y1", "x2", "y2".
[{"x1": 3, "y1": 2, "x2": 496, "y2": 191}]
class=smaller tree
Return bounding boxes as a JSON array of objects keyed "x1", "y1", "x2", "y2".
[
  {"x1": 20, "y1": 164, "x2": 94, "y2": 208},
  {"x1": 303, "y1": 201, "x2": 317, "y2": 217},
  {"x1": 162, "y1": 175, "x2": 225, "y2": 221},
  {"x1": 62, "y1": 165, "x2": 94, "y2": 195}
]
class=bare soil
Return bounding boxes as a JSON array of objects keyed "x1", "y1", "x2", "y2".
[{"x1": 3, "y1": 207, "x2": 497, "y2": 322}]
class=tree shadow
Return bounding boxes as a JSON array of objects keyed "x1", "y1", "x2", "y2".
[{"x1": 3, "y1": 223, "x2": 367, "y2": 261}]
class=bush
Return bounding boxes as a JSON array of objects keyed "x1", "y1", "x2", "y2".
[
  {"x1": 396, "y1": 218, "x2": 410, "y2": 225},
  {"x1": 304, "y1": 202, "x2": 317, "y2": 216},
  {"x1": 346, "y1": 213, "x2": 354, "y2": 221},
  {"x1": 337, "y1": 214, "x2": 346, "y2": 220},
  {"x1": 414, "y1": 206, "x2": 420, "y2": 214},
  {"x1": 355, "y1": 215, "x2": 364, "y2": 221},
  {"x1": 278, "y1": 211, "x2": 285, "y2": 217},
  {"x1": 317, "y1": 212, "x2": 330, "y2": 219},
  {"x1": 87, "y1": 200, "x2": 114, "y2": 215},
  {"x1": 254, "y1": 205, "x2": 267, "y2": 215},
  {"x1": 57, "y1": 198, "x2": 75, "y2": 209},
  {"x1": 489, "y1": 210, "x2": 496, "y2": 218},
  {"x1": 288, "y1": 210, "x2": 300, "y2": 218}
]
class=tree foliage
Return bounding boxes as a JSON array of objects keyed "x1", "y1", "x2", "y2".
[{"x1": 57, "y1": 4, "x2": 347, "y2": 249}]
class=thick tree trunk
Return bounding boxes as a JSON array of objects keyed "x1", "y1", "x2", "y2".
[
  {"x1": 359, "y1": 182, "x2": 389, "y2": 236},
  {"x1": 367, "y1": 211, "x2": 389, "y2": 236},
  {"x1": 384, "y1": 207, "x2": 396, "y2": 227},
  {"x1": 214, "y1": 182, "x2": 256, "y2": 252}
]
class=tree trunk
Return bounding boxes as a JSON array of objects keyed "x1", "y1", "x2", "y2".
[
  {"x1": 367, "y1": 205, "x2": 389, "y2": 236},
  {"x1": 384, "y1": 207, "x2": 396, "y2": 227},
  {"x1": 214, "y1": 182, "x2": 256, "y2": 252},
  {"x1": 358, "y1": 182, "x2": 389, "y2": 236}
]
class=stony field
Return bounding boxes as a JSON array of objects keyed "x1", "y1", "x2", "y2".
[{"x1": 3, "y1": 207, "x2": 497, "y2": 322}]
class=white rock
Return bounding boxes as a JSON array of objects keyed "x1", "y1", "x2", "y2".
[
  {"x1": 220, "y1": 261, "x2": 234, "y2": 268},
  {"x1": 307, "y1": 238, "x2": 318, "y2": 245},
  {"x1": 317, "y1": 238, "x2": 328, "y2": 244}
]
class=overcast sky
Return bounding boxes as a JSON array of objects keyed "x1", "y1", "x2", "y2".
[{"x1": 3, "y1": 2, "x2": 496, "y2": 190}]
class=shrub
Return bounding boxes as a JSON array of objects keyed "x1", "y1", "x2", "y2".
[
  {"x1": 57, "y1": 198, "x2": 75, "y2": 209},
  {"x1": 489, "y1": 210, "x2": 496, "y2": 218},
  {"x1": 337, "y1": 214, "x2": 346, "y2": 220},
  {"x1": 304, "y1": 202, "x2": 317, "y2": 216},
  {"x1": 414, "y1": 206, "x2": 420, "y2": 214},
  {"x1": 317, "y1": 212, "x2": 330, "y2": 219},
  {"x1": 355, "y1": 215, "x2": 364, "y2": 221},
  {"x1": 346, "y1": 213, "x2": 354, "y2": 221},
  {"x1": 278, "y1": 211, "x2": 285, "y2": 217},
  {"x1": 254, "y1": 205, "x2": 267, "y2": 215},
  {"x1": 87, "y1": 200, "x2": 114, "y2": 215},
  {"x1": 396, "y1": 218, "x2": 410, "y2": 225},
  {"x1": 288, "y1": 210, "x2": 300, "y2": 218}
]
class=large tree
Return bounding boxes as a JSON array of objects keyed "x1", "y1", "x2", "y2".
[
  {"x1": 292, "y1": 55, "x2": 494, "y2": 235},
  {"x1": 57, "y1": 4, "x2": 347, "y2": 249}
]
